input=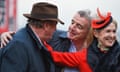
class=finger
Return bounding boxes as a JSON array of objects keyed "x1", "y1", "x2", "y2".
[
  {"x1": 9, "y1": 31, "x2": 16, "y2": 35},
  {"x1": 1, "y1": 37, "x2": 7, "y2": 48},
  {"x1": 4, "y1": 36, "x2": 10, "y2": 44},
  {"x1": 1, "y1": 42, "x2": 4, "y2": 48},
  {"x1": 6, "y1": 31, "x2": 15, "y2": 40},
  {"x1": 1, "y1": 35, "x2": 9, "y2": 48},
  {"x1": 0, "y1": 43, "x2": 2, "y2": 48},
  {"x1": 6, "y1": 33, "x2": 13, "y2": 40},
  {"x1": 0, "y1": 31, "x2": 15, "y2": 48},
  {"x1": 0, "y1": 41, "x2": 6, "y2": 48},
  {"x1": 1, "y1": 31, "x2": 14, "y2": 44}
]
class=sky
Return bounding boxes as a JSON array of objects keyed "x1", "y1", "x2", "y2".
[{"x1": 17, "y1": 0, "x2": 120, "y2": 41}]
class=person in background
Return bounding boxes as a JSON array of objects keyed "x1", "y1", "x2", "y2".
[
  {"x1": 0, "y1": 2, "x2": 64, "y2": 72},
  {"x1": 0, "y1": 9, "x2": 92, "y2": 72}
]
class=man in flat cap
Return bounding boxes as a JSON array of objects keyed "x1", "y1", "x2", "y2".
[{"x1": 0, "y1": 2, "x2": 64, "y2": 72}]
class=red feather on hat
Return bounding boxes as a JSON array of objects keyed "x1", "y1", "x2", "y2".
[{"x1": 92, "y1": 8, "x2": 112, "y2": 29}]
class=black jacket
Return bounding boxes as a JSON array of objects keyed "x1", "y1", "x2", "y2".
[
  {"x1": 88, "y1": 39, "x2": 120, "y2": 72},
  {"x1": 0, "y1": 24, "x2": 55, "y2": 72}
]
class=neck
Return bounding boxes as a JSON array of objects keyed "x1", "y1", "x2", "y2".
[
  {"x1": 72, "y1": 39, "x2": 86, "y2": 51},
  {"x1": 98, "y1": 43, "x2": 109, "y2": 53}
]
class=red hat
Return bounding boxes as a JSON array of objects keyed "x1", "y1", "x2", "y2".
[{"x1": 92, "y1": 8, "x2": 112, "y2": 29}]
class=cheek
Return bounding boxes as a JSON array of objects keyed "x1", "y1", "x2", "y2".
[
  {"x1": 98, "y1": 34, "x2": 112, "y2": 45},
  {"x1": 45, "y1": 26, "x2": 56, "y2": 36},
  {"x1": 73, "y1": 31, "x2": 87, "y2": 39},
  {"x1": 98, "y1": 34, "x2": 106, "y2": 41},
  {"x1": 101, "y1": 33, "x2": 110, "y2": 39},
  {"x1": 99, "y1": 37, "x2": 105, "y2": 43},
  {"x1": 48, "y1": 25, "x2": 56, "y2": 31},
  {"x1": 68, "y1": 25, "x2": 72, "y2": 31},
  {"x1": 49, "y1": 27, "x2": 56, "y2": 35},
  {"x1": 77, "y1": 30, "x2": 88, "y2": 37},
  {"x1": 52, "y1": 27, "x2": 56, "y2": 33}
]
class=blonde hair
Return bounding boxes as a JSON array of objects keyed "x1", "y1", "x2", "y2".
[
  {"x1": 112, "y1": 19, "x2": 117, "y2": 29},
  {"x1": 84, "y1": 27, "x2": 94, "y2": 48}
]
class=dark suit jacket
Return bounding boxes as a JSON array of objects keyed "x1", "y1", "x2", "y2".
[
  {"x1": 0, "y1": 24, "x2": 55, "y2": 72},
  {"x1": 48, "y1": 30, "x2": 71, "y2": 72}
]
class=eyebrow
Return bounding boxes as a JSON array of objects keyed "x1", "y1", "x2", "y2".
[{"x1": 72, "y1": 19, "x2": 84, "y2": 28}]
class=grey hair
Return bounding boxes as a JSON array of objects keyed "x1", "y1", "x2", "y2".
[{"x1": 77, "y1": 9, "x2": 92, "y2": 29}]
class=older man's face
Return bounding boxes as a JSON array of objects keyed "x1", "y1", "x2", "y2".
[
  {"x1": 43, "y1": 21, "x2": 57, "y2": 41},
  {"x1": 67, "y1": 13, "x2": 90, "y2": 41}
]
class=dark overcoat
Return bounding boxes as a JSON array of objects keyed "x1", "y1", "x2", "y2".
[{"x1": 0, "y1": 24, "x2": 55, "y2": 72}]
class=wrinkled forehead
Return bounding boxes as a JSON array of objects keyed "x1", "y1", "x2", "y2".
[{"x1": 73, "y1": 13, "x2": 90, "y2": 26}]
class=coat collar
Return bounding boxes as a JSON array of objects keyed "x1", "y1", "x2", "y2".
[{"x1": 26, "y1": 24, "x2": 47, "y2": 50}]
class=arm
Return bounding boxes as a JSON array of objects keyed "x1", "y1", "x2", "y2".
[
  {"x1": 0, "y1": 31, "x2": 15, "y2": 48},
  {"x1": 45, "y1": 42, "x2": 86, "y2": 68},
  {"x1": 51, "y1": 51, "x2": 85, "y2": 67}
]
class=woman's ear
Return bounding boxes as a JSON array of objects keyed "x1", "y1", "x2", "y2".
[{"x1": 93, "y1": 30, "x2": 99, "y2": 38}]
